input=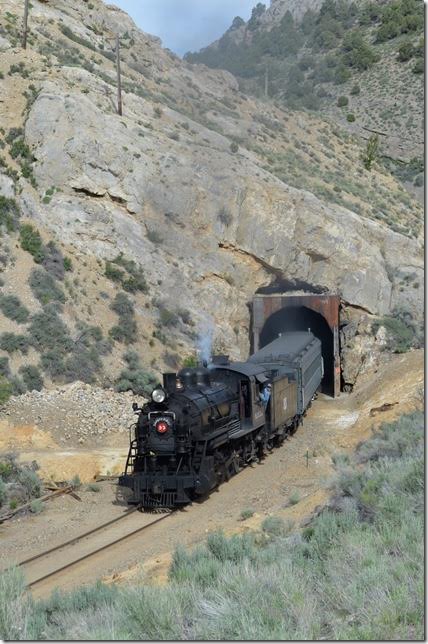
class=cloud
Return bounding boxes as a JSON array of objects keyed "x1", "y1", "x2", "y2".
[{"x1": 109, "y1": 0, "x2": 259, "y2": 56}]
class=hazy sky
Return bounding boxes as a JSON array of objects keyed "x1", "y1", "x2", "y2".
[{"x1": 109, "y1": 1, "x2": 259, "y2": 56}]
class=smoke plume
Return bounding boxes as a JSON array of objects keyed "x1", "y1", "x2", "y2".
[{"x1": 197, "y1": 317, "x2": 214, "y2": 364}]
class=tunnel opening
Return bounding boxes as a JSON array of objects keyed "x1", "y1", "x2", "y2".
[{"x1": 259, "y1": 305, "x2": 335, "y2": 396}]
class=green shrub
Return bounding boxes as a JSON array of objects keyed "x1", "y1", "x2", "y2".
[
  {"x1": 350, "y1": 83, "x2": 360, "y2": 95},
  {"x1": 0, "y1": 197, "x2": 20, "y2": 232},
  {"x1": 337, "y1": 95, "x2": 349, "y2": 107},
  {"x1": 397, "y1": 40, "x2": 415, "y2": 61},
  {"x1": 342, "y1": 30, "x2": 379, "y2": 70},
  {"x1": 63, "y1": 345, "x2": 102, "y2": 384},
  {"x1": 412, "y1": 57, "x2": 424, "y2": 74},
  {"x1": 0, "y1": 333, "x2": 30, "y2": 354},
  {"x1": 30, "y1": 499, "x2": 44, "y2": 514},
  {"x1": 261, "y1": 515, "x2": 286, "y2": 536},
  {"x1": 346, "y1": 113, "x2": 356, "y2": 122},
  {"x1": 0, "y1": 568, "x2": 34, "y2": 639},
  {"x1": 0, "y1": 377, "x2": 12, "y2": 405},
  {"x1": 104, "y1": 262, "x2": 124, "y2": 283},
  {"x1": 105, "y1": 256, "x2": 148, "y2": 294},
  {"x1": 28, "y1": 268, "x2": 65, "y2": 304},
  {"x1": 63, "y1": 257, "x2": 72, "y2": 272},
  {"x1": 110, "y1": 293, "x2": 134, "y2": 316},
  {"x1": 372, "y1": 313, "x2": 415, "y2": 353},
  {"x1": 59, "y1": 24, "x2": 96, "y2": 51},
  {"x1": 159, "y1": 306, "x2": 179, "y2": 328},
  {"x1": 87, "y1": 483, "x2": 100, "y2": 493},
  {"x1": 362, "y1": 134, "x2": 379, "y2": 170},
  {"x1": 289, "y1": 491, "x2": 300, "y2": 505},
  {"x1": 240, "y1": 508, "x2": 255, "y2": 521},
  {"x1": 0, "y1": 295, "x2": 29, "y2": 323},
  {"x1": 42, "y1": 241, "x2": 66, "y2": 280},
  {"x1": 230, "y1": 141, "x2": 239, "y2": 153},
  {"x1": 40, "y1": 351, "x2": 65, "y2": 378},
  {"x1": 0, "y1": 478, "x2": 6, "y2": 506},
  {"x1": 109, "y1": 293, "x2": 137, "y2": 345},
  {"x1": 19, "y1": 366, "x2": 43, "y2": 392},
  {"x1": 19, "y1": 224, "x2": 45, "y2": 263},
  {"x1": 28, "y1": 306, "x2": 73, "y2": 354},
  {"x1": 18, "y1": 467, "x2": 42, "y2": 499},
  {"x1": 115, "y1": 350, "x2": 157, "y2": 396},
  {"x1": 0, "y1": 357, "x2": 10, "y2": 378},
  {"x1": 8, "y1": 62, "x2": 29, "y2": 78},
  {"x1": 206, "y1": 530, "x2": 256, "y2": 563},
  {"x1": 71, "y1": 474, "x2": 81, "y2": 489}
]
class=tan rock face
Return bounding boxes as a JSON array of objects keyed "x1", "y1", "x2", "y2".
[{"x1": 23, "y1": 80, "x2": 422, "y2": 323}]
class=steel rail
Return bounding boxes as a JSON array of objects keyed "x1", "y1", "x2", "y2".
[
  {"x1": 17, "y1": 507, "x2": 139, "y2": 567},
  {"x1": 24, "y1": 511, "x2": 173, "y2": 589}
]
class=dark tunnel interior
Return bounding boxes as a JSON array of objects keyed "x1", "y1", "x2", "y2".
[{"x1": 259, "y1": 306, "x2": 335, "y2": 396}]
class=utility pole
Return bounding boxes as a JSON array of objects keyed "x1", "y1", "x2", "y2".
[
  {"x1": 116, "y1": 34, "x2": 123, "y2": 116},
  {"x1": 22, "y1": 0, "x2": 30, "y2": 49}
]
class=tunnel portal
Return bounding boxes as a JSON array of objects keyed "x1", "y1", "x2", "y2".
[{"x1": 252, "y1": 294, "x2": 341, "y2": 397}]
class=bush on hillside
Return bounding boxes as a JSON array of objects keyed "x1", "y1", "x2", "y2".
[
  {"x1": 105, "y1": 255, "x2": 149, "y2": 294},
  {"x1": 0, "y1": 197, "x2": 20, "y2": 232},
  {"x1": 372, "y1": 309, "x2": 422, "y2": 353},
  {"x1": 28, "y1": 305, "x2": 73, "y2": 354},
  {"x1": 397, "y1": 40, "x2": 415, "y2": 61},
  {"x1": 342, "y1": 30, "x2": 379, "y2": 70},
  {"x1": 19, "y1": 224, "x2": 45, "y2": 263},
  {"x1": 115, "y1": 350, "x2": 157, "y2": 395},
  {"x1": 19, "y1": 366, "x2": 43, "y2": 392},
  {"x1": 0, "y1": 333, "x2": 30, "y2": 354},
  {"x1": 28, "y1": 268, "x2": 65, "y2": 305},
  {"x1": 0, "y1": 357, "x2": 10, "y2": 378},
  {"x1": 412, "y1": 57, "x2": 424, "y2": 74},
  {"x1": 0, "y1": 377, "x2": 12, "y2": 405},
  {"x1": 0, "y1": 295, "x2": 29, "y2": 323},
  {"x1": 42, "y1": 241, "x2": 66, "y2": 280},
  {"x1": 362, "y1": 134, "x2": 379, "y2": 170}
]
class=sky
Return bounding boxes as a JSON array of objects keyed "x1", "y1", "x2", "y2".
[{"x1": 109, "y1": 0, "x2": 259, "y2": 56}]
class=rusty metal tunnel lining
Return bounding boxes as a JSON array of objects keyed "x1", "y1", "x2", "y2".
[{"x1": 252, "y1": 294, "x2": 341, "y2": 397}]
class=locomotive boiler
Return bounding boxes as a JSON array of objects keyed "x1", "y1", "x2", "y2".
[{"x1": 118, "y1": 332, "x2": 323, "y2": 508}]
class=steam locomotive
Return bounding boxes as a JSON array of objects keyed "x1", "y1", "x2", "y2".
[{"x1": 118, "y1": 332, "x2": 323, "y2": 508}]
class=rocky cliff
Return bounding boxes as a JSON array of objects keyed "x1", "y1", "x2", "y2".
[{"x1": 0, "y1": 0, "x2": 423, "y2": 398}]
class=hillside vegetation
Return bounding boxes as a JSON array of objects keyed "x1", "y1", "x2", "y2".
[
  {"x1": 0, "y1": 0, "x2": 423, "y2": 403},
  {"x1": 186, "y1": 0, "x2": 424, "y2": 190},
  {"x1": 0, "y1": 411, "x2": 423, "y2": 639}
]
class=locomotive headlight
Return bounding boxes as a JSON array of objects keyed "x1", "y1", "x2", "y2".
[{"x1": 152, "y1": 388, "x2": 167, "y2": 404}]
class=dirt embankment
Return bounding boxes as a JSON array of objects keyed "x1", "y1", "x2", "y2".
[{"x1": 0, "y1": 349, "x2": 423, "y2": 597}]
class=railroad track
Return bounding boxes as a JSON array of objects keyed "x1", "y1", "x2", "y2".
[{"x1": 16, "y1": 508, "x2": 173, "y2": 593}]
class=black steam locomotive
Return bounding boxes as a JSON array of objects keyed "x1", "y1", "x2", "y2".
[{"x1": 119, "y1": 332, "x2": 323, "y2": 508}]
